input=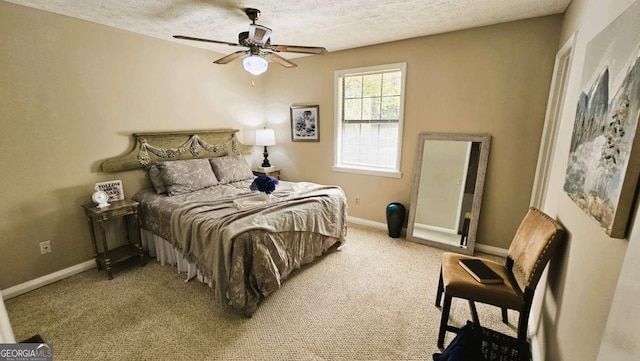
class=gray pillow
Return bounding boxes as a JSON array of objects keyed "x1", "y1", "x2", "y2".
[
  {"x1": 156, "y1": 159, "x2": 219, "y2": 196},
  {"x1": 147, "y1": 165, "x2": 167, "y2": 194},
  {"x1": 209, "y1": 155, "x2": 254, "y2": 184}
]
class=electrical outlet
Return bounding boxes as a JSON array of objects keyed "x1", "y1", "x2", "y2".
[
  {"x1": 39, "y1": 240, "x2": 52, "y2": 255},
  {"x1": 354, "y1": 197, "x2": 361, "y2": 206}
]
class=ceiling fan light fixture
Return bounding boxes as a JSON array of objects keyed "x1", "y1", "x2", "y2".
[
  {"x1": 174, "y1": 8, "x2": 326, "y2": 72},
  {"x1": 243, "y1": 55, "x2": 268, "y2": 75}
]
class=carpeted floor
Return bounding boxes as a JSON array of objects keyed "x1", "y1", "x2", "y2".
[{"x1": 5, "y1": 223, "x2": 519, "y2": 360}]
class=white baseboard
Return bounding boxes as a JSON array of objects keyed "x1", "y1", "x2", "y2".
[
  {"x1": 347, "y1": 216, "x2": 387, "y2": 230},
  {"x1": 1, "y1": 220, "x2": 508, "y2": 300},
  {"x1": 1, "y1": 260, "x2": 95, "y2": 300},
  {"x1": 347, "y1": 216, "x2": 408, "y2": 236},
  {"x1": 348, "y1": 216, "x2": 508, "y2": 257}
]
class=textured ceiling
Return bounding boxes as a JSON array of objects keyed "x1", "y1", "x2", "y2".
[{"x1": 6, "y1": 0, "x2": 571, "y2": 59}]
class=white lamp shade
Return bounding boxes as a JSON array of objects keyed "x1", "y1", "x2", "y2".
[
  {"x1": 243, "y1": 55, "x2": 268, "y2": 75},
  {"x1": 255, "y1": 128, "x2": 276, "y2": 146}
]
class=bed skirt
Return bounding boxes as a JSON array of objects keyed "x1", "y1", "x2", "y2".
[{"x1": 140, "y1": 228, "x2": 213, "y2": 287}]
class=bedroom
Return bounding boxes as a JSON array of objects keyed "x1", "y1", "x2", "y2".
[{"x1": 1, "y1": 0, "x2": 639, "y2": 360}]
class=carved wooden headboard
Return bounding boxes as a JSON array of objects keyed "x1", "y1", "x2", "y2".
[{"x1": 102, "y1": 129, "x2": 253, "y2": 172}]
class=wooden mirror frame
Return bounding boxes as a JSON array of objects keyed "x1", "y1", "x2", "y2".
[{"x1": 406, "y1": 133, "x2": 491, "y2": 255}]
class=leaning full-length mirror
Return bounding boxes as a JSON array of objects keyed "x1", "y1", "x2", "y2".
[{"x1": 407, "y1": 133, "x2": 491, "y2": 255}]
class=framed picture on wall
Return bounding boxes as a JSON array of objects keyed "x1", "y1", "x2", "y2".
[
  {"x1": 290, "y1": 105, "x2": 319, "y2": 142},
  {"x1": 563, "y1": 1, "x2": 640, "y2": 238}
]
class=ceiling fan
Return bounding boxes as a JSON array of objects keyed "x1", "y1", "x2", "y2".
[{"x1": 173, "y1": 8, "x2": 328, "y2": 75}]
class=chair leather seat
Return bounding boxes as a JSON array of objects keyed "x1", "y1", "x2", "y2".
[{"x1": 442, "y1": 252, "x2": 523, "y2": 310}]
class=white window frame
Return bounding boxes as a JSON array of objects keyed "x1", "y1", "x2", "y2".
[{"x1": 332, "y1": 63, "x2": 407, "y2": 178}]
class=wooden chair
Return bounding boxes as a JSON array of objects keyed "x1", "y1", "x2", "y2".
[{"x1": 435, "y1": 207, "x2": 564, "y2": 348}]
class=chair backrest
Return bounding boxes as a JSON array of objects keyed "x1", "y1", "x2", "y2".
[{"x1": 507, "y1": 207, "x2": 565, "y2": 289}]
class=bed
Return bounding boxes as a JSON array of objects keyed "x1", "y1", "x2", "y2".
[{"x1": 102, "y1": 129, "x2": 347, "y2": 316}]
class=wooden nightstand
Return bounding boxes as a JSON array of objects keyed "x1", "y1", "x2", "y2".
[
  {"x1": 82, "y1": 199, "x2": 146, "y2": 279},
  {"x1": 253, "y1": 168, "x2": 281, "y2": 179}
]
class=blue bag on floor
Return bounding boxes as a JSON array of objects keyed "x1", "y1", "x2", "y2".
[{"x1": 432, "y1": 323, "x2": 477, "y2": 361}]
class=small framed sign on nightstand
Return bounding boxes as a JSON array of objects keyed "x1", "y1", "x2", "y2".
[{"x1": 95, "y1": 180, "x2": 124, "y2": 201}]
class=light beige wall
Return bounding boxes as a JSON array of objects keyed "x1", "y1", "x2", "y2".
[
  {"x1": 0, "y1": 2, "x2": 265, "y2": 289},
  {"x1": 530, "y1": 0, "x2": 638, "y2": 360},
  {"x1": 263, "y1": 16, "x2": 562, "y2": 248}
]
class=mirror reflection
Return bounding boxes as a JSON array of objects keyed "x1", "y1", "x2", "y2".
[{"x1": 407, "y1": 133, "x2": 491, "y2": 255}]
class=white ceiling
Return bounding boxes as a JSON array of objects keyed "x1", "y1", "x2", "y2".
[{"x1": 6, "y1": 0, "x2": 572, "y2": 59}]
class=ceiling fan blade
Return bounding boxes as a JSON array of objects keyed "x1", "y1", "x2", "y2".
[
  {"x1": 269, "y1": 44, "x2": 328, "y2": 55},
  {"x1": 263, "y1": 52, "x2": 297, "y2": 68},
  {"x1": 214, "y1": 50, "x2": 249, "y2": 64},
  {"x1": 173, "y1": 35, "x2": 243, "y2": 47},
  {"x1": 248, "y1": 24, "x2": 272, "y2": 45}
]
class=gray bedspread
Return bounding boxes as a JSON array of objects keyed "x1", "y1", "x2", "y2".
[{"x1": 133, "y1": 180, "x2": 347, "y2": 316}]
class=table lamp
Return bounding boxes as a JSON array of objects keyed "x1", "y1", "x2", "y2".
[{"x1": 255, "y1": 128, "x2": 276, "y2": 170}]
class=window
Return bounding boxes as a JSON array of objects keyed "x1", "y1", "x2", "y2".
[{"x1": 333, "y1": 63, "x2": 406, "y2": 178}]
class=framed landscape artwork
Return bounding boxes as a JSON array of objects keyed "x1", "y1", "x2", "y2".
[
  {"x1": 563, "y1": 0, "x2": 640, "y2": 238},
  {"x1": 291, "y1": 105, "x2": 319, "y2": 142}
]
